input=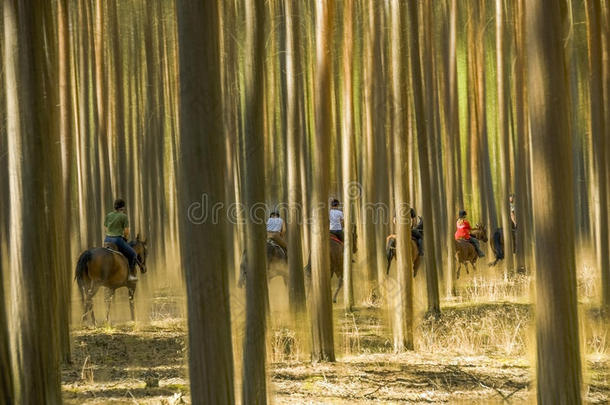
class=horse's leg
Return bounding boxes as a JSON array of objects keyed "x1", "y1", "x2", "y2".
[
  {"x1": 104, "y1": 288, "x2": 115, "y2": 324},
  {"x1": 456, "y1": 261, "x2": 461, "y2": 280},
  {"x1": 333, "y1": 276, "x2": 343, "y2": 303},
  {"x1": 128, "y1": 286, "x2": 136, "y2": 322},
  {"x1": 83, "y1": 283, "x2": 100, "y2": 326}
]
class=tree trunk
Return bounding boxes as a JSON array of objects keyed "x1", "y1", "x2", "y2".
[
  {"x1": 526, "y1": 1, "x2": 583, "y2": 402},
  {"x1": 285, "y1": 0, "x2": 307, "y2": 318},
  {"x1": 241, "y1": 0, "x2": 269, "y2": 402},
  {"x1": 390, "y1": 0, "x2": 414, "y2": 351},
  {"x1": 341, "y1": 0, "x2": 356, "y2": 312},
  {"x1": 310, "y1": 0, "x2": 335, "y2": 363},
  {"x1": 497, "y1": 0, "x2": 514, "y2": 276},
  {"x1": 585, "y1": 0, "x2": 610, "y2": 310},
  {"x1": 175, "y1": 1, "x2": 235, "y2": 403},
  {"x1": 409, "y1": 0, "x2": 441, "y2": 317},
  {"x1": 3, "y1": 1, "x2": 64, "y2": 402}
]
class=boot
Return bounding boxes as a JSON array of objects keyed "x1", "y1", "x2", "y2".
[
  {"x1": 477, "y1": 248, "x2": 486, "y2": 258},
  {"x1": 128, "y1": 266, "x2": 138, "y2": 281}
]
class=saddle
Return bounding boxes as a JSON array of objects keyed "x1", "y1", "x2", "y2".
[
  {"x1": 330, "y1": 234, "x2": 343, "y2": 246},
  {"x1": 104, "y1": 242, "x2": 121, "y2": 253}
]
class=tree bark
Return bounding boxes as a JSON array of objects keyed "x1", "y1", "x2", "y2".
[
  {"x1": 176, "y1": 1, "x2": 236, "y2": 403},
  {"x1": 409, "y1": 0, "x2": 441, "y2": 317},
  {"x1": 526, "y1": 1, "x2": 583, "y2": 402},
  {"x1": 285, "y1": 0, "x2": 307, "y2": 318},
  {"x1": 310, "y1": 0, "x2": 335, "y2": 363}
]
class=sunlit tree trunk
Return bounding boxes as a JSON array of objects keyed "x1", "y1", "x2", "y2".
[
  {"x1": 513, "y1": 0, "x2": 528, "y2": 272},
  {"x1": 585, "y1": 0, "x2": 610, "y2": 310},
  {"x1": 310, "y1": 0, "x2": 335, "y2": 363},
  {"x1": 241, "y1": 0, "x2": 269, "y2": 402},
  {"x1": 390, "y1": 0, "x2": 414, "y2": 350},
  {"x1": 526, "y1": 1, "x2": 583, "y2": 402},
  {"x1": 341, "y1": 0, "x2": 355, "y2": 312},
  {"x1": 175, "y1": 1, "x2": 235, "y2": 403},
  {"x1": 285, "y1": 0, "x2": 307, "y2": 317},
  {"x1": 409, "y1": 0, "x2": 440, "y2": 317},
  {"x1": 497, "y1": 0, "x2": 514, "y2": 276},
  {"x1": 3, "y1": 1, "x2": 64, "y2": 403}
]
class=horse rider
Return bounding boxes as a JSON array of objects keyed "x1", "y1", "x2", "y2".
[
  {"x1": 266, "y1": 211, "x2": 287, "y2": 250},
  {"x1": 455, "y1": 210, "x2": 485, "y2": 257},
  {"x1": 409, "y1": 208, "x2": 424, "y2": 256},
  {"x1": 104, "y1": 198, "x2": 138, "y2": 281},
  {"x1": 329, "y1": 199, "x2": 344, "y2": 242}
]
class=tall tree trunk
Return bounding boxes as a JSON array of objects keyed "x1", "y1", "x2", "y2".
[
  {"x1": 285, "y1": 0, "x2": 307, "y2": 318},
  {"x1": 497, "y1": 0, "x2": 514, "y2": 276},
  {"x1": 310, "y1": 0, "x2": 335, "y2": 363},
  {"x1": 390, "y1": 0, "x2": 414, "y2": 351},
  {"x1": 409, "y1": 0, "x2": 441, "y2": 317},
  {"x1": 176, "y1": 1, "x2": 235, "y2": 403},
  {"x1": 241, "y1": 0, "x2": 269, "y2": 402},
  {"x1": 585, "y1": 0, "x2": 610, "y2": 310},
  {"x1": 341, "y1": 0, "x2": 356, "y2": 312},
  {"x1": 526, "y1": 1, "x2": 583, "y2": 402},
  {"x1": 3, "y1": 1, "x2": 63, "y2": 403}
]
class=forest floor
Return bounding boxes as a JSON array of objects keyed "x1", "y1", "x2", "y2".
[{"x1": 62, "y1": 276, "x2": 610, "y2": 404}]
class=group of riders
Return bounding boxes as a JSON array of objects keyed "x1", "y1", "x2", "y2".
[
  {"x1": 264, "y1": 196, "x2": 513, "y2": 260},
  {"x1": 105, "y1": 194, "x2": 517, "y2": 283}
]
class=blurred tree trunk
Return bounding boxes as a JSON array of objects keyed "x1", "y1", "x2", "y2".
[
  {"x1": 175, "y1": 1, "x2": 236, "y2": 403},
  {"x1": 341, "y1": 0, "x2": 355, "y2": 312},
  {"x1": 496, "y1": 0, "x2": 514, "y2": 276},
  {"x1": 526, "y1": 1, "x2": 583, "y2": 402},
  {"x1": 241, "y1": 0, "x2": 269, "y2": 402},
  {"x1": 3, "y1": 1, "x2": 64, "y2": 403},
  {"x1": 444, "y1": 0, "x2": 461, "y2": 296},
  {"x1": 361, "y1": 0, "x2": 379, "y2": 298},
  {"x1": 310, "y1": 0, "x2": 335, "y2": 363},
  {"x1": 585, "y1": 0, "x2": 610, "y2": 310},
  {"x1": 390, "y1": 0, "x2": 414, "y2": 351},
  {"x1": 513, "y1": 0, "x2": 528, "y2": 273},
  {"x1": 285, "y1": 0, "x2": 307, "y2": 317},
  {"x1": 409, "y1": 0, "x2": 441, "y2": 317}
]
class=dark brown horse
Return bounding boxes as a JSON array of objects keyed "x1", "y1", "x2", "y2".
[
  {"x1": 75, "y1": 235, "x2": 148, "y2": 324},
  {"x1": 302, "y1": 225, "x2": 358, "y2": 303},
  {"x1": 238, "y1": 238, "x2": 288, "y2": 288},
  {"x1": 328, "y1": 225, "x2": 358, "y2": 302},
  {"x1": 385, "y1": 235, "x2": 422, "y2": 277},
  {"x1": 454, "y1": 224, "x2": 487, "y2": 279}
]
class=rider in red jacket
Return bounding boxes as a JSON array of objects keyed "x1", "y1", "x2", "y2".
[{"x1": 455, "y1": 210, "x2": 485, "y2": 257}]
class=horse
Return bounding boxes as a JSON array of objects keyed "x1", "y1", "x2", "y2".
[
  {"x1": 454, "y1": 224, "x2": 487, "y2": 279},
  {"x1": 238, "y1": 238, "x2": 288, "y2": 288},
  {"x1": 302, "y1": 224, "x2": 358, "y2": 303},
  {"x1": 385, "y1": 235, "x2": 422, "y2": 277},
  {"x1": 75, "y1": 235, "x2": 148, "y2": 325}
]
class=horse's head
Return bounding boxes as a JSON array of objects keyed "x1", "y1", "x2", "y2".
[
  {"x1": 130, "y1": 234, "x2": 148, "y2": 273},
  {"x1": 473, "y1": 224, "x2": 488, "y2": 242}
]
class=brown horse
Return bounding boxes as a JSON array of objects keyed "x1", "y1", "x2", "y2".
[
  {"x1": 238, "y1": 238, "x2": 289, "y2": 288},
  {"x1": 302, "y1": 224, "x2": 358, "y2": 303},
  {"x1": 454, "y1": 224, "x2": 487, "y2": 279},
  {"x1": 75, "y1": 235, "x2": 148, "y2": 324},
  {"x1": 385, "y1": 235, "x2": 422, "y2": 277}
]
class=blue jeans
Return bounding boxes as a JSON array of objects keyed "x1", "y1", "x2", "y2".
[{"x1": 105, "y1": 236, "x2": 137, "y2": 269}]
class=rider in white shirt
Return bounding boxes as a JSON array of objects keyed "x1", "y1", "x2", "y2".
[
  {"x1": 329, "y1": 199, "x2": 344, "y2": 242},
  {"x1": 266, "y1": 211, "x2": 287, "y2": 250}
]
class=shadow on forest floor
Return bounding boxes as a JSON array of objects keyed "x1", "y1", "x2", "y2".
[{"x1": 63, "y1": 296, "x2": 609, "y2": 404}]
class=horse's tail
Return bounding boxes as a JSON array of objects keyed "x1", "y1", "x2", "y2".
[{"x1": 75, "y1": 250, "x2": 93, "y2": 301}]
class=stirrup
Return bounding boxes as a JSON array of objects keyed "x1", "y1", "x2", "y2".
[{"x1": 128, "y1": 272, "x2": 138, "y2": 281}]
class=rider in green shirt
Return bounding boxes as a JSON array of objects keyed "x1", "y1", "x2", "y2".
[{"x1": 104, "y1": 199, "x2": 138, "y2": 281}]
